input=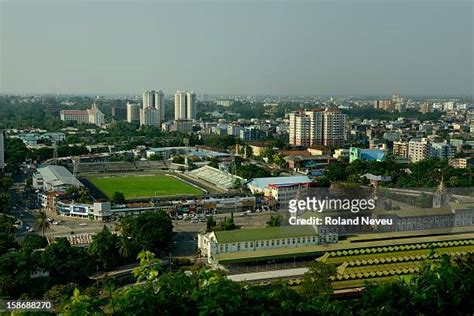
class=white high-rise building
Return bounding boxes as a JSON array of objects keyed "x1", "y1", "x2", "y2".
[
  {"x1": 289, "y1": 109, "x2": 346, "y2": 147},
  {"x1": 127, "y1": 102, "x2": 141, "y2": 123},
  {"x1": 143, "y1": 90, "x2": 165, "y2": 121},
  {"x1": 408, "y1": 139, "x2": 430, "y2": 163},
  {"x1": 0, "y1": 130, "x2": 4, "y2": 170},
  {"x1": 289, "y1": 111, "x2": 311, "y2": 147},
  {"x1": 174, "y1": 90, "x2": 196, "y2": 120},
  {"x1": 140, "y1": 107, "x2": 161, "y2": 127}
]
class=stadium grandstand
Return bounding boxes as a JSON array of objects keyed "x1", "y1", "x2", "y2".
[
  {"x1": 189, "y1": 165, "x2": 245, "y2": 191},
  {"x1": 47, "y1": 233, "x2": 96, "y2": 248},
  {"x1": 74, "y1": 160, "x2": 169, "y2": 174}
]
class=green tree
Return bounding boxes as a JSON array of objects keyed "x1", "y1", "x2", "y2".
[
  {"x1": 266, "y1": 215, "x2": 282, "y2": 227},
  {"x1": 0, "y1": 192, "x2": 11, "y2": 214},
  {"x1": 112, "y1": 191, "x2": 126, "y2": 204},
  {"x1": 35, "y1": 211, "x2": 50, "y2": 237},
  {"x1": 88, "y1": 226, "x2": 121, "y2": 271},
  {"x1": 119, "y1": 211, "x2": 173, "y2": 255},
  {"x1": 41, "y1": 238, "x2": 93, "y2": 284},
  {"x1": 116, "y1": 236, "x2": 133, "y2": 259},
  {"x1": 206, "y1": 216, "x2": 216, "y2": 232},
  {"x1": 61, "y1": 288, "x2": 102, "y2": 316},
  {"x1": 21, "y1": 234, "x2": 47, "y2": 251},
  {"x1": 132, "y1": 250, "x2": 161, "y2": 284},
  {"x1": 301, "y1": 261, "x2": 336, "y2": 298},
  {"x1": 0, "y1": 214, "x2": 17, "y2": 254}
]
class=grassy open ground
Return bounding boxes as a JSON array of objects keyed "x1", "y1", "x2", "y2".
[{"x1": 86, "y1": 174, "x2": 204, "y2": 199}]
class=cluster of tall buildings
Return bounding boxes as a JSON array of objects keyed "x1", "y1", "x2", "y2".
[
  {"x1": 288, "y1": 109, "x2": 347, "y2": 147},
  {"x1": 373, "y1": 94, "x2": 406, "y2": 112},
  {"x1": 136, "y1": 90, "x2": 165, "y2": 127},
  {"x1": 393, "y1": 139, "x2": 455, "y2": 163},
  {"x1": 125, "y1": 90, "x2": 196, "y2": 130}
]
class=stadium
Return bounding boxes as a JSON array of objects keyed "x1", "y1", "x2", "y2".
[
  {"x1": 84, "y1": 173, "x2": 205, "y2": 199},
  {"x1": 77, "y1": 160, "x2": 245, "y2": 202}
]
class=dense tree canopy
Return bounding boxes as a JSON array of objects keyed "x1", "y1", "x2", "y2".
[
  {"x1": 57, "y1": 251, "x2": 474, "y2": 315},
  {"x1": 119, "y1": 211, "x2": 174, "y2": 255},
  {"x1": 88, "y1": 226, "x2": 121, "y2": 271}
]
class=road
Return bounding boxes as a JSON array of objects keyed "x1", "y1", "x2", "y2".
[
  {"x1": 171, "y1": 211, "x2": 277, "y2": 257},
  {"x1": 227, "y1": 267, "x2": 308, "y2": 282}
]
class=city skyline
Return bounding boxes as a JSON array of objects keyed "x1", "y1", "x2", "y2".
[{"x1": 1, "y1": 1, "x2": 472, "y2": 96}]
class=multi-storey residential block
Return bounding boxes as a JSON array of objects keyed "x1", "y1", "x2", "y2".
[
  {"x1": 126, "y1": 102, "x2": 140, "y2": 123},
  {"x1": 420, "y1": 101, "x2": 430, "y2": 114},
  {"x1": 174, "y1": 90, "x2": 196, "y2": 120},
  {"x1": 449, "y1": 157, "x2": 474, "y2": 169},
  {"x1": 60, "y1": 110, "x2": 89, "y2": 124},
  {"x1": 143, "y1": 90, "x2": 165, "y2": 121},
  {"x1": 140, "y1": 107, "x2": 161, "y2": 127},
  {"x1": 408, "y1": 138, "x2": 430, "y2": 162},
  {"x1": 373, "y1": 100, "x2": 394, "y2": 111},
  {"x1": 393, "y1": 141, "x2": 409, "y2": 158},
  {"x1": 289, "y1": 110, "x2": 311, "y2": 147},
  {"x1": 289, "y1": 109, "x2": 346, "y2": 147},
  {"x1": 430, "y1": 142, "x2": 455, "y2": 160}
]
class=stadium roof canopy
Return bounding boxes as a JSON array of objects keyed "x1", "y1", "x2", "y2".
[
  {"x1": 189, "y1": 165, "x2": 243, "y2": 190},
  {"x1": 37, "y1": 165, "x2": 83, "y2": 188},
  {"x1": 245, "y1": 176, "x2": 311, "y2": 190}
]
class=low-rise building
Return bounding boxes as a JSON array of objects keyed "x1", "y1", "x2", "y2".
[
  {"x1": 284, "y1": 155, "x2": 335, "y2": 175},
  {"x1": 127, "y1": 102, "x2": 141, "y2": 123},
  {"x1": 198, "y1": 226, "x2": 338, "y2": 264},
  {"x1": 449, "y1": 157, "x2": 474, "y2": 169},
  {"x1": 33, "y1": 165, "x2": 83, "y2": 192},
  {"x1": 55, "y1": 200, "x2": 112, "y2": 221},
  {"x1": 246, "y1": 176, "x2": 312, "y2": 209},
  {"x1": 173, "y1": 119, "x2": 193, "y2": 133},
  {"x1": 333, "y1": 148, "x2": 349, "y2": 160},
  {"x1": 349, "y1": 147, "x2": 386, "y2": 163},
  {"x1": 60, "y1": 104, "x2": 104, "y2": 126}
]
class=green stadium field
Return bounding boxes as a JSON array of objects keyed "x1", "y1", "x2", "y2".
[{"x1": 86, "y1": 174, "x2": 204, "y2": 199}]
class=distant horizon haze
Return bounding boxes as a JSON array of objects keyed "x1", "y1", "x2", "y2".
[{"x1": 1, "y1": 0, "x2": 472, "y2": 96}]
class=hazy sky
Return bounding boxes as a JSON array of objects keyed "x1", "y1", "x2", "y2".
[{"x1": 1, "y1": 0, "x2": 472, "y2": 96}]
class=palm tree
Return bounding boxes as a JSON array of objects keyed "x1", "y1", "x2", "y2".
[
  {"x1": 35, "y1": 211, "x2": 50, "y2": 237},
  {"x1": 117, "y1": 236, "x2": 131, "y2": 259},
  {"x1": 0, "y1": 214, "x2": 18, "y2": 235}
]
